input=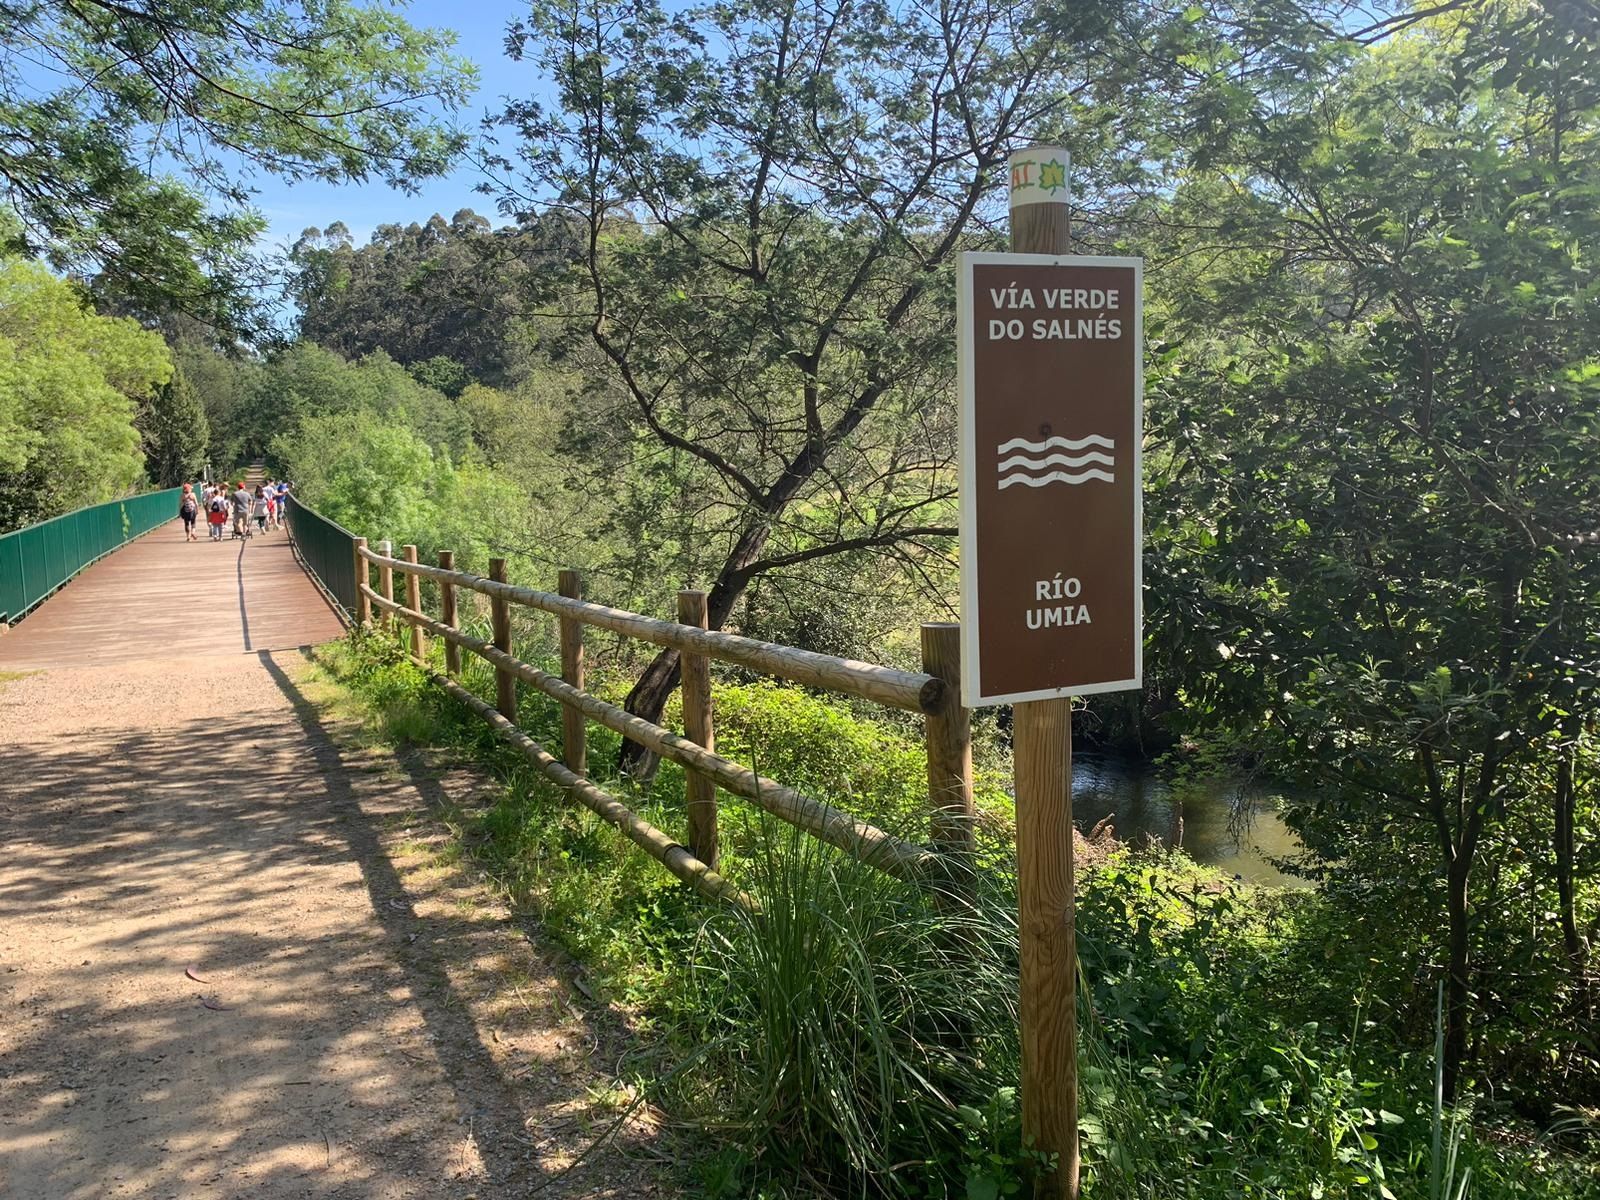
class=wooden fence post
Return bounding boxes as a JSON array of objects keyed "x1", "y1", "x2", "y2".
[
  {"x1": 439, "y1": 550, "x2": 460, "y2": 675},
  {"x1": 678, "y1": 589, "x2": 717, "y2": 869},
  {"x1": 921, "y1": 622, "x2": 974, "y2": 900},
  {"x1": 489, "y1": 557, "x2": 516, "y2": 721},
  {"x1": 403, "y1": 544, "x2": 425, "y2": 659},
  {"x1": 1010, "y1": 145, "x2": 1080, "y2": 1199},
  {"x1": 378, "y1": 540, "x2": 394, "y2": 631},
  {"x1": 353, "y1": 537, "x2": 370, "y2": 627},
  {"x1": 1015, "y1": 700, "x2": 1077, "y2": 1193},
  {"x1": 558, "y1": 570, "x2": 587, "y2": 776}
]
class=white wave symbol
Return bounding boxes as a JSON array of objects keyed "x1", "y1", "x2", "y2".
[
  {"x1": 997, "y1": 451, "x2": 1114, "y2": 472},
  {"x1": 998, "y1": 469, "x2": 1116, "y2": 489},
  {"x1": 996, "y1": 434, "x2": 1114, "y2": 454}
]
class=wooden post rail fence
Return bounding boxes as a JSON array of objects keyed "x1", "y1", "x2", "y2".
[
  {"x1": 356, "y1": 545, "x2": 942, "y2": 714},
  {"x1": 419, "y1": 656, "x2": 752, "y2": 910},
  {"x1": 359, "y1": 585, "x2": 937, "y2": 881},
  {"x1": 352, "y1": 543, "x2": 972, "y2": 902}
]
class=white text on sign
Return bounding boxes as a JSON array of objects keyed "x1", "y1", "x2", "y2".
[{"x1": 985, "y1": 283, "x2": 1124, "y2": 341}]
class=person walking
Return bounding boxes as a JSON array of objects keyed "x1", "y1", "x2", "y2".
[
  {"x1": 207, "y1": 488, "x2": 229, "y2": 541},
  {"x1": 231, "y1": 481, "x2": 251, "y2": 539},
  {"x1": 252, "y1": 485, "x2": 269, "y2": 535},
  {"x1": 178, "y1": 484, "x2": 199, "y2": 542}
]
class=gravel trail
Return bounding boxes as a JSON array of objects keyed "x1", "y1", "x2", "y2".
[{"x1": 0, "y1": 521, "x2": 665, "y2": 1198}]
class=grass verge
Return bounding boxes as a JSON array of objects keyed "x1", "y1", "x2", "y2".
[{"x1": 306, "y1": 630, "x2": 1600, "y2": 1200}]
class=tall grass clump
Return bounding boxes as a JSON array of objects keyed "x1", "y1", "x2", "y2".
[{"x1": 669, "y1": 821, "x2": 1046, "y2": 1198}]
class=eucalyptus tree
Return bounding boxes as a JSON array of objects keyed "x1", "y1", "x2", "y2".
[
  {"x1": 0, "y1": 0, "x2": 474, "y2": 334},
  {"x1": 490, "y1": 0, "x2": 1171, "y2": 761},
  {"x1": 287, "y1": 209, "x2": 575, "y2": 382}
]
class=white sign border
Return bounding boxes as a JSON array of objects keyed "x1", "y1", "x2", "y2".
[{"x1": 957, "y1": 251, "x2": 1145, "y2": 708}]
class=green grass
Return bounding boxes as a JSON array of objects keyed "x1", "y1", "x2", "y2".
[{"x1": 305, "y1": 631, "x2": 1600, "y2": 1200}]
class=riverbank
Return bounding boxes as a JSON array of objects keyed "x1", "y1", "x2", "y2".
[{"x1": 1071, "y1": 752, "x2": 1309, "y2": 886}]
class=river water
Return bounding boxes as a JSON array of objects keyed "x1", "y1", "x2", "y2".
[{"x1": 1071, "y1": 754, "x2": 1311, "y2": 887}]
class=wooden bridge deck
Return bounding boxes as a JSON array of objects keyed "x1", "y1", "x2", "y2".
[{"x1": 0, "y1": 517, "x2": 344, "y2": 670}]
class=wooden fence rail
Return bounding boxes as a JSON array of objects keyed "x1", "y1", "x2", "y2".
[
  {"x1": 423, "y1": 658, "x2": 751, "y2": 909},
  {"x1": 356, "y1": 546, "x2": 942, "y2": 713},
  {"x1": 353, "y1": 543, "x2": 973, "y2": 902}
]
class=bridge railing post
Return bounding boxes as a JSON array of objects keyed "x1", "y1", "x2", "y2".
[
  {"x1": 439, "y1": 550, "x2": 460, "y2": 675},
  {"x1": 353, "y1": 537, "x2": 371, "y2": 628},
  {"x1": 403, "y1": 544, "x2": 424, "y2": 660}
]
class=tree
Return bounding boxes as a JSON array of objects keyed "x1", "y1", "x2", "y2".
[
  {"x1": 139, "y1": 361, "x2": 210, "y2": 486},
  {"x1": 1137, "y1": 1, "x2": 1600, "y2": 1100},
  {"x1": 171, "y1": 337, "x2": 263, "y2": 472},
  {"x1": 0, "y1": 256, "x2": 171, "y2": 529},
  {"x1": 287, "y1": 208, "x2": 576, "y2": 381},
  {"x1": 492, "y1": 0, "x2": 1168, "y2": 767},
  {"x1": 0, "y1": 1, "x2": 474, "y2": 333},
  {"x1": 272, "y1": 407, "x2": 447, "y2": 542}
]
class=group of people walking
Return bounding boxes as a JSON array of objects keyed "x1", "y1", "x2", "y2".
[{"x1": 177, "y1": 479, "x2": 292, "y2": 543}]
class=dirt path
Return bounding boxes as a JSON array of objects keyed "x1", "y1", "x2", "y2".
[{"x1": 0, "y1": 521, "x2": 668, "y2": 1198}]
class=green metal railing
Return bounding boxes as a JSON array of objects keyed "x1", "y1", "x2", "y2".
[
  {"x1": 284, "y1": 495, "x2": 357, "y2": 622},
  {"x1": 0, "y1": 488, "x2": 185, "y2": 625}
]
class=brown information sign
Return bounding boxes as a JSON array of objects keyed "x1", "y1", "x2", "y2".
[{"x1": 958, "y1": 253, "x2": 1143, "y2": 706}]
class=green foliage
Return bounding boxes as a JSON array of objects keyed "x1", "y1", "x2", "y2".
[
  {"x1": 408, "y1": 356, "x2": 471, "y2": 399},
  {"x1": 273, "y1": 408, "x2": 447, "y2": 544},
  {"x1": 488, "y1": 0, "x2": 1163, "y2": 728},
  {"x1": 254, "y1": 341, "x2": 470, "y2": 465},
  {"x1": 1132, "y1": 0, "x2": 1600, "y2": 1104},
  {"x1": 139, "y1": 360, "x2": 209, "y2": 486},
  {"x1": 288, "y1": 211, "x2": 573, "y2": 382},
  {"x1": 0, "y1": 0, "x2": 473, "y2": 333},
  {"x1": 712, "y1": 682, "x2": 930, "y2": 825},
  {"x1": 0, "y1": 256, "x2": 171, "y2": 530},
  {"x1": 671, "y1": 831, "x2": 1031, "y2": 1197},
  {"x1": 169, "y1": 338, "x2": 262, "y2": 472},
  {"x1": 1073, "y1": 861, "x2": 1597, "y2": 1199},
  {"x1": 317, "y1": 635, "x2": 1599, "y2": 1199}
]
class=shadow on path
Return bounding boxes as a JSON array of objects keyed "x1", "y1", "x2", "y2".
[{"x1": 0, "y1": 648, "x2": 647, "y2": 1198}]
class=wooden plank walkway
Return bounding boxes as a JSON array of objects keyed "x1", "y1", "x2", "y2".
[{"x1": 0, "y1": 517, "x2": 344, "y2": 670}]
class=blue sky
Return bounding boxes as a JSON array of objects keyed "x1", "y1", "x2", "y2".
[{"x1": 250, "y1": 1, "x2": 546, "y2": 251}]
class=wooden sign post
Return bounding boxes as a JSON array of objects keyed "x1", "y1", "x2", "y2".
[{"x1": 958, "y1": 147, "x2": 1144, "y2": 1198}]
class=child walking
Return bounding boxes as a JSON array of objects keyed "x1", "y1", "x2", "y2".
[{"x1": 208, "y1": 489, "x2": 228, "y2": 540}]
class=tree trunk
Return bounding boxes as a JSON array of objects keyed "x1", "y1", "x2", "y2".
[
  {"x1": 1554, "y1": 749, "x2": 1591, "y2": 1014},
  {"x1": 1444, "y1": 851, "x2": 1472, "y2": 1102},
  {"x1": 617, "y1": 521, "x2": 772, "y2": 777}
]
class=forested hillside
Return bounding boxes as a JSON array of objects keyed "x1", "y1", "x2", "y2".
[{"x1": 2, "y1": 0, "x2": 1596, "y2": 1195}]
